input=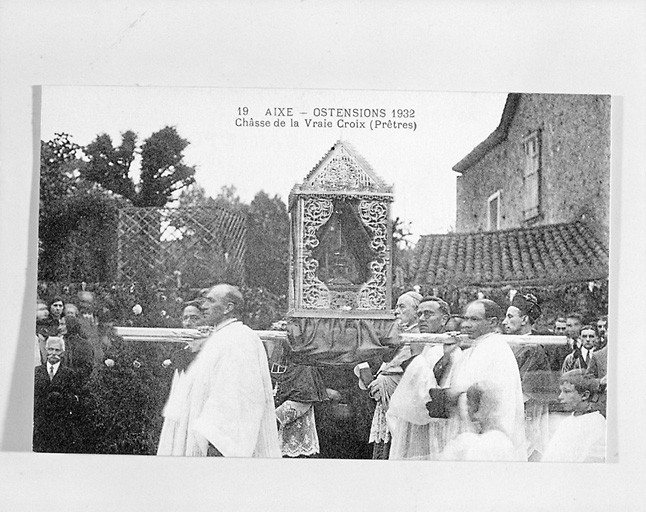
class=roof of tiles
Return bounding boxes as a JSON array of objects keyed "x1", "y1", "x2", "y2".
[{"x1": 409, "y1": 221, "x2": 608, "y2": 287}]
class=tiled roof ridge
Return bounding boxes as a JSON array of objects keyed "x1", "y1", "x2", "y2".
[
  {"x1": 419, "y1": 219, "x2": 595, "y2": 240},
  {"x1": 411, "y1": 219, "x2": 608, "y2": 287}
]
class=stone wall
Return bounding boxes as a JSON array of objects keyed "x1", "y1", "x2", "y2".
[{"x1": 456, "y1": 94, "x2": 610, "y2": 233}]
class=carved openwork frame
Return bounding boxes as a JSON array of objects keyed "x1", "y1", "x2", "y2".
[
  {"x1": 289, "y1": 192, "x2": 393, "y2": 315},
  {"x1": 288, "y1": 141, "x2": 394, "y2": 317}
]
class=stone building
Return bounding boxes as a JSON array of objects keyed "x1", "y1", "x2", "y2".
[
  {"x1": 407, "y1": 93, "x2": 610, "y2": 326},
  {"x1": 454, "y1": 93, "x2": 610, "y2": 235}
]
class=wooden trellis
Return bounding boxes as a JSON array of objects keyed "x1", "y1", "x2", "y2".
[{"x1": 117, "y1": 206, "x2": 246, "y2": 287}]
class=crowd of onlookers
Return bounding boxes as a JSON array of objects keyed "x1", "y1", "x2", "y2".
[
  {"x1": 33, "y1": 287, "x2": 608, "y2": 462},
  {"x1": 34, "y1": 291, "x2": 108, "y2": 452},
  {"x1": 32, "y1": 289, "x2": 210, "y2": 453}
]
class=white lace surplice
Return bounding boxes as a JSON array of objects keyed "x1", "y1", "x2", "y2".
[
  {"x1": 367, "y1": 329, "x2": 414, "y2": 444},
  {"x1": 276, "y1": 400, "x2": 320, "y2": 457}
]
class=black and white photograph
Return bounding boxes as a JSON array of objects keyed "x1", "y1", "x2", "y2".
[
  {"x1": 1, "y1": 1, "x2": 645, "y2": 511},
  {"x1": 33, "y1": 87, "x2": 610, "y2": 463}
]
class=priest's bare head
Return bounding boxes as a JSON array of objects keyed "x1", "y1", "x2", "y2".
[
  {"x1": 202, "y1": 284, "x2": 244, "y2": 326},
  {"x1": 461, "y1": 299, "x2": 503, "y2": 339},
  {"x1": 416, "y1": 296, "x2": 450, "y2": 334},
  {"x1": 395, "y1": 291, "x2": 422, "y2": 328}
]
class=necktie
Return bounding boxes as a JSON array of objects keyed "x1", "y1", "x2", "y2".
[
  {"x1": 585, "y1": 351, "x2": 591, "y2": 366},
  {"x1": 48, "y1": 364, "x2": 55, "y2": 381}
]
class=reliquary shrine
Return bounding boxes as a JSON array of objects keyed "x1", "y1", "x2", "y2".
[{"x1": 286, "y1": 141, "x2": 396, "y2": 365}]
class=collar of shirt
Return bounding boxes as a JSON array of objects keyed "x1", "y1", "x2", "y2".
[
  {"x1": 48, "y1": 361, "x2": 61, "y2": 374},
  {"x1": 471, "y1": 331, "x2": 498, "y2": 346},
  {"x1": 214, "y1": 317, "x2": 238, "y2": 333}
]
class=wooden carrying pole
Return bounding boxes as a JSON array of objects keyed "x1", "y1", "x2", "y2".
[{"x1": 113, "y1": 326, "x2": 567, "y2": 346}]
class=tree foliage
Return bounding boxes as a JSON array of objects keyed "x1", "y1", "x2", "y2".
[
  {"x1": 181, "y1": 185, "x2": 290, "y2": 297},
  {"x1": 39, "y1": 191, "x2": 121, "y2": 282},
  {"x1": 39, "y1": 127, "x2": 197, "y2": 283},
  {"x1": 212, "y1": 184, "x2": 248, "y2": 214},
  {"x1": 392, "y1": 216, "x2": 414, "y2": 249},
  {"x1": 245, "y1": 191, "x2": 290, "y2": 297},
  {"x1": 82, "y1": 126, "x2": 196, "y2": 207},
  {"x1": 83, "y1": 131, "x2": 137, "y2": 200},
  {"x1": 177, "y1": 183, "x2": 218, "y2": 209},
  {"x1": 38, "y1": 133, "x2": 122, "y2": 282},
  {"x1": 39, "y1": 133, "x2": 82, "y2": 215}
]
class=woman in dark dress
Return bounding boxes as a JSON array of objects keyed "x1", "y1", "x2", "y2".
[{"x1": 63, "y1": 316, "x2": 95, "y2": 382}]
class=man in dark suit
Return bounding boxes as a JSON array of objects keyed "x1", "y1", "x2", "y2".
[
  {"x1": 586, "y1": 345, "x2": 608, "y2": 417},
  {"x1": 587, "y1": 319, "x2": 608, "y2": 417},
  {"x1": 595, "y1": 316, "x2": 608, "y2": 351},
  {"x1": 547, "y1": 314, "x2": 582, "y2": 372},
  {"x1": 33, "y1": 336, "x2": 83, "y2": 453},
  {"x1": 587, "y1": 344, "x2": 608, "y2": 379},
  {"x1": 561, "y1": 325, "x2": 596, "y2": 373}
]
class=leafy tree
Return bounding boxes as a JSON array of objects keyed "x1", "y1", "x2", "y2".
[
  {"x1": 137, "y1": 127, "x2": 196, "y2": 207},
  {"x1": 392, "y1": 216, "x2": 414, "y2": 249},
  {"x1": 38, "y1": 133, "x2": 123, "y2": 282},
  {"x1": 39, "y1": 188, "x2": 124, "y2": 282},
  {"x1": 82, "y1": 131, "x2": 137, "y2": 200},
  {"x1": 179, "y1": 185, "x2": 290, "y2": 313},
  {"x1": 245, "y1": 191, "x2": 289, "y2": 297},
  {"x1": 212, "y1": 184, "x2": 248, "y2": 214},
  {"x1": 179, "y1": 183, "x2": 249, "y2": 215},
  {"x1": 391, "y1": 216, "x2": 416, "y2": 297},
  {"x1": 39, "y1": 133, "x2": 83, "y2": 216},
  {"x1": 177, "y1": 183, "x2": 218, "y2": 209},
  {"x1": 83, "y1": 126, "x2": 196, "y2": 207},
  {"x1": 39, "y1": 127, "x2": 196, "y2": 283}
]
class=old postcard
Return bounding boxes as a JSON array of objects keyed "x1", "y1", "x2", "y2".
[{"x1": 34, "y1": 87, "x2": 609, "y2": 462}]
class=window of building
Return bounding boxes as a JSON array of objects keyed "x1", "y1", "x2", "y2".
[
  {"x1": 523, "y1": 130, "x2": 542, "y2": 220},
  {"x1": 487, "y1": 190, "x2": 501, "y2": 231}
]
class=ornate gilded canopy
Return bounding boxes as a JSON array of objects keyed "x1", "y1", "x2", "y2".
[{"x1": 288, "y1": 141, "x2": 394, "y2": 318}]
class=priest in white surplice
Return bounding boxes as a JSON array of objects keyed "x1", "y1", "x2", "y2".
[
  {"x1": 157, "y1": 284, "x2": 280, "y2": 458},
  {"x1": 386, "y1": 296, "x2": 461, "y2": 460},
  {"x1": 440, "y1": 299, "x2": 527, "y2": 461}
]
